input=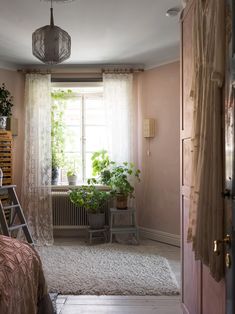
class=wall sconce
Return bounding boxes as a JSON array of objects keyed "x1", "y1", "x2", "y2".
[
  {"x1": 143, "y1": 118, "x2": 155, "y2": 157},
  {"x1": 143, "y1": 118, "x2": 155, "y2": 138}
]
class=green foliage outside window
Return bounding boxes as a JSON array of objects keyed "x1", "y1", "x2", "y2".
[{"x1": 51, "y1": 89, "x2": 72, "y2": 170}]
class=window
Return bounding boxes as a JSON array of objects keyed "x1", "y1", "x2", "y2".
[{"x1": 52, "y1": 84, "x2": 108, "y2": 184}]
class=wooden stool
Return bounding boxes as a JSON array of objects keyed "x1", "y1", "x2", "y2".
[
  {"x1": 87, "y1": 227, "x2": 108, "y2": 244},
  {"x1": 109, "y1": 208, "x2": 139, "y2": 244}
]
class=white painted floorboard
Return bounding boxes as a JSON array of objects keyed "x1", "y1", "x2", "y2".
[{"x1": 56, "y1": 295, "x2": 182, "y2": 314}]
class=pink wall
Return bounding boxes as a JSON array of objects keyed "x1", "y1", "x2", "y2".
[
  {"x1": 136, "y1": 62, "x2": 180, "y2": 235},
  {"x1": 0, "y1": 65, "x2": 180, "y2": 235},
  {"x1": 0, "y1": 68, "x2": 25, "y2": 196}
]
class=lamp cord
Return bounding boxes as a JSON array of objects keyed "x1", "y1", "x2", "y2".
[{"x1": 50, "y1": 0, "x2": 54, "y2": 26}]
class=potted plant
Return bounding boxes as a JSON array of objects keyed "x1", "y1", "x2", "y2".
[
  {"x1": 66, "y1": 159, "x2": 79, "y2": 185},
  {"x1": 67, "y1": 170, "x2": 78, "y2": 186},
  {"x1": 109, "y1": 162, "x2": 141, "y2": 209},
  {"x1": 89, "y1": 150, "x2": 141, "y2": 209},
  {"x1": 0, "y1": 83, "x2": 13, "y2": 130},
  {"x1": 51, "y1": 152, "x2": 61, "y2": 185},
  {"x1": 69, "y1": 185, "x2": 110, "y2": 229}
]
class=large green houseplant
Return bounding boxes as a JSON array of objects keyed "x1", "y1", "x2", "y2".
[
  {"x1": 0, "y1": 83, "x2": 14, "y2": 130},
  {"x1": 69, "y1": 185, "x2": 110, "y2": 229},
  {"x1": 89, "y1": 150, "x2": 141, "y2": 209}
]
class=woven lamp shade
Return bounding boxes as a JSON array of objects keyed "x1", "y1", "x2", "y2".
[{"x1": 32, "y1": 8, "x2": 71, "y2": 64}]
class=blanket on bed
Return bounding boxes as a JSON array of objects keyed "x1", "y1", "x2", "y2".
[{"x1": 0, "y1": 235, "x2": 54, "y2": 314}]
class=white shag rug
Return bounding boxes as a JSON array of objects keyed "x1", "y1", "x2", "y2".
[{"x1": 38, "y1": 243, "x2": 179, "y2": 296}]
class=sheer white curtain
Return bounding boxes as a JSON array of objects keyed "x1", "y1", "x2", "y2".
[
  {"x1": 21, "y1": 74, "x2": 53, "y2": 246},
  {"x1": 103, "y1": 73, "x2": 136, "y2": 243},
  {"x1": 103, "y1": 73, "x2": 134, "y2": 163}
]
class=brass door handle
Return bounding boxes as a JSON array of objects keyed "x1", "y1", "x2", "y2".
[{"x1": 213, "y1": 234, "x2": 231, "y2": 255}]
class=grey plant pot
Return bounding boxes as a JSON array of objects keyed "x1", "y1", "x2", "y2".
[
  {"x1": 52, "y1": 167, "x2": 59, "y2": 185},
  {"x1": 0, "y1": 116, "x2": 7, "y2": 130},
  {"x1": 88, "y1": 213, "x2": 105, "y2": 229}
]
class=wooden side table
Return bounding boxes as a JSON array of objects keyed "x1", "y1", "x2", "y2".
[{"x1": 109, "y1": 208, "x2": 139, "y2": 243}]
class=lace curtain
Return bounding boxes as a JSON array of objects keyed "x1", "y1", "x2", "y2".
[
  {"x1": 21, "y1": 74, "x2": 53, "y2": 246},
  {"x1": 103, "y1": 73, "x2": 134, "y2": 163},
  {"x1": 103, "y1": 73, "x2": 136, "y2": 243},
  {"x1": 188, "y1": 0, "x2": 225, "y2": 281}
]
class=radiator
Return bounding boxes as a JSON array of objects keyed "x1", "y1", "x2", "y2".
[{"x1": 52, "y1": 191, "x2": 109, "y2": 229}]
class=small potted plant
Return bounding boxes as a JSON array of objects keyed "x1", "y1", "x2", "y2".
[
  {"x1": 51, "y1": 141, "x2": 65, "y2": 185},
  {"x1": 67, "y1": 170, "x2": 78, "y2": 186},
  {"x1": 51, "y1": 152, "x2": 60, "y2": 185},
  {"x1": 69, "y1": 185, "x2": 110, "y2": 229},
  {"x1": 66, "y1": 160, "x2": 78, "y2": 186},
  {"x1": 0, "y1": 83, "x2": 13, "y2": 130}
]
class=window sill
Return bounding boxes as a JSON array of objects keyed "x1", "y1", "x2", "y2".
[{"x1": 51, "y1": 184, "x2": 110, "y2": 192}]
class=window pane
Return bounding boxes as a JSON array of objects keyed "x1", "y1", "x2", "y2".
[
  {"x1": 85, "y1": 126, "x2": 108, "y2": 152},
  {"x1": 64, "y1": 98, "x2": 81, "y2": 125},
  {"x1": 85, "y1": 153, "x2": 93, "y2": 179},
  {"x1": 64, "y1": 126, "x2": 81, "y2": 152},
  {"x1": 52, "y1": 87, "x2": 107, "y2": 184},
  {"x1": 85, "y1": 97, "x2": 105, "y2": 125}
]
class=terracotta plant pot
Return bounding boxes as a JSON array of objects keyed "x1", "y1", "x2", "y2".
[{"x1": 116, "y1": 194, "x2": 128, "y2": 209}]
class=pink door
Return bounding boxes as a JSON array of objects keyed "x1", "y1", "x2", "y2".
[{"x1": 181, "y1": 0, "x2": 226, "y2": 313}]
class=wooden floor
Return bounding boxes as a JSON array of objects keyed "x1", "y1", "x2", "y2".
[{"x1": 56, "y1": 295, "x2": 182, "y2": 314}]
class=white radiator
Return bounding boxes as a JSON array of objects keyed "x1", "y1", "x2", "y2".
[
  {"x1": 52, "y1": 191, "x2": 88, "y2": 228},
  {"x1": 52, "y1": 191, "x2": 109, "y2": 229}
]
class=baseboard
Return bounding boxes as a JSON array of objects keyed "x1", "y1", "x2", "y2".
[
  {"x1": 53, "y1": 228, "x2": 87, "y2": 238},
  {"x1": 54, "y1": 226, "x2": 181, "y2": 247},
  {"x1": 139, "y1": 227, "x2": 180, "y2": 247}
]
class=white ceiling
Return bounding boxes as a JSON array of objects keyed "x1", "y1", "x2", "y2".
[{"x1": 0, "y1": 0, "x2": 182, "y2": 69}]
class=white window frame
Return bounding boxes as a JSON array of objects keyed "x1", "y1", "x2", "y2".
[{"x1": 52, "y1": 82, "x2": 105, "y2": 184}]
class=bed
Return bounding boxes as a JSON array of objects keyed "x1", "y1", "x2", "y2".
[{"x1": 0, "y1": 235, "x2": 54, "y2": 314}]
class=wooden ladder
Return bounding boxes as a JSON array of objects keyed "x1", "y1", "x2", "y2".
[{"x1": 0, "y1": 185, "x2": 33, "y2": 244}]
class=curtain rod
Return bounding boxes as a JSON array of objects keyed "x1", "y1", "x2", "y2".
[
  {"x1": 17, "y1": 68, "x2": 144, "y2": 75},
  {"x1": 17, "y1": 69, "x2": 52, "y2": 74},
  {"x1": 51, "y1": 77, "x2": 102, "y2": 83},
  {"x1": 102, "y1": 68, "x2": 144, "y2": 74},
  {"x1": 17, "y1": 69, "x2": 102, "y2": 75}
]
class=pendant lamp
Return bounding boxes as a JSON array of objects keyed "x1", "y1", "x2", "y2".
[{"x1": 32, "y1": 0, "x2": 71, "y2": 64}]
